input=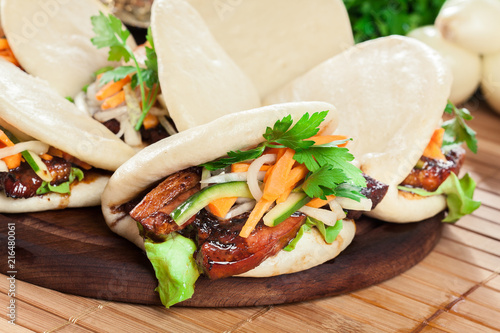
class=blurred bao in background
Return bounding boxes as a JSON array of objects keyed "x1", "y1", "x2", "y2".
[{"x1": 105, "y1": 0, "x2": 500, "y2": 114}]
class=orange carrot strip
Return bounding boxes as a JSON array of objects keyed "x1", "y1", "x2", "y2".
[
  {"x1": 207, "y1": 197, "x2": 238, "y2": 218},
  {"x1": 276, "y1": 165, "x2": 310, "y2": 204},
  {"x1": 101, "y1": 90, "x2": 126, "y2": 110},
  {"x1": 142, "y1": 113, "x2": 159, "y2": 130},
  {"x1": 0, "y1": 54, "x2": 19, "y2": 66},
  {"x1": 0, "y1": 38, "x2": 9, "y2": 50},
  {"x1": 263, "y1": 164, "x2": 275, "y2": 183},
  {"x1": 239, "y1": 198, "x2": 273, "y2": 238},
  {"x1": 62, "y1": 152, "x2": 92, "y2": 170},
  {"x1": 231, "y1": 163, "x2": 271, "y2": 173},
  {"x1": 306, "y1": 195, "x2": 336, "y2": 208},
  {"x1": 96, "y1": 76, "x2": 131, "y2": 101},
  {"x1": 0, "y1": 130, "x2": 22, "y2": 169},
  {"x1": 262, "y1": 148, "x2": 295, "y2": 201},
  {"x1": 40, "y1": 154, "x2": 53, "y2": 161},
  {"x1": 423, "y1": 128, "x2": 446, "y2": 160},
  {"x1": 309, "y1": 135, "x2": 349, "y2": 147}
]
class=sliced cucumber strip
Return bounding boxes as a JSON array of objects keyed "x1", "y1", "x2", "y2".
[
  {"x1": 263, "y1": 192, "x2": 311, "y2": 227},
  {"x1": 22, "y1": 150, "x2": 53, "y2": 182},
  {"x1": 170, "y1": 181, "x2": 253, "y2": 226}
]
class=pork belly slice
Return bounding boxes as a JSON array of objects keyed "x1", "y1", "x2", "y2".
[
  {"x1": 130, "y1": 167, "x2": 201, "y2": 237},
  {"x1": 195, "y1": 210, "x2": 306, "y2": 280}
]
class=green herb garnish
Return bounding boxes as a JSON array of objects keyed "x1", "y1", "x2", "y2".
[
  {"x1": 36, "y1": 168, "x2": 84, "y2": 195},
  {"x1": 284, "y1": 217, "x2": 344, "y2": 251},
  {"x1": 201, "y1": 111, "x2": 366, "y2": 200},
  {"x1": 90, "y1": 12, "x2": 160, "y2": 131},
  {"x1": 442, "y1": 102, "x2": 478, "y2": 153}
]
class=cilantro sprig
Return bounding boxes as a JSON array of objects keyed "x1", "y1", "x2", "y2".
[
  {"x1": 201, "y1": 111, "x2": 366, "y2": 201},
  {"x1": 90, "y1": 12, "x2": 159, "y2": 130},
  {"x1": 442, "y1": 102, "x2": 478, "y2": 153}
]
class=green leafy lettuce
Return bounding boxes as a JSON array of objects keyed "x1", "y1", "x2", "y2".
[
  {"x1": 398, "y1": 173, "x2": 480, "y2": 222},
  {"x1": 442, "y1": 102, "x2": 478, "y2": 153},
  {"x1": 36, "y1": 168, "x2": 84, "y2": 195},
  {"x1": 144, "y1": 234, "x2": 200, "y2": 308},
  {"x1": 285, "y1": 217, "x2": 344, "y2": 251}
]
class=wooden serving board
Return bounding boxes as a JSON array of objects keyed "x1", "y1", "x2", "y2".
[{"x1": 0, "y1": 208, "x2": 442, "y2": 307}]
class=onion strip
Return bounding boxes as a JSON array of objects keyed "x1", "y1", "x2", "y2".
[
  {"x1": 0, "y1": 141, "x2": 49, "y2": 159},
  {"x1": 299, "y1": 206, "x2": 339, "y2": 226},
  {"x1": 247, "y1": 154, "x2": 276, "y2": 201},
  {"x1": 335, "y1": 197, "x2": 372, "y2": 211},
  {"x1": 200, "y1": 171, "x2": 266, "y2": 184},
  {"x1": 225, "y1": 201, "x2": 256, "y2": 219},
  {"x1": 329, "y1": 199, "x2": 347, "y2": 221}
]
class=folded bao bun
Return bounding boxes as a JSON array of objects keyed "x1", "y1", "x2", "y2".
[
  {"x1": 102, "y1": 101, "x2": 356, "y2": 277},
  {"x1": 481, "y1": 52, "x2": 500, "y2": 114},
  {"x1": 151, "y1": 0, "x2": 260, "y2": 132},
  {"x1": 0, "y1": 60, "x2": 136, "y2": 213},
  {"x1": 186, "y1": 0, "x2": 354, "y2": 100},
  {"x1": 265, "y1": 36, "x2": 453, "y2": 223},
  {"x1": 1, "y1": 0, "x2": 136, "y2": 98}
]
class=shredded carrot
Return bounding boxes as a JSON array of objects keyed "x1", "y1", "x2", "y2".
[
  {"x1": 239, "y1": 198, "x2": 273, "y2": 238},
  {"x1": 101, "y1": 90, "x2": 126, "y2": 110},
  {"x1": 263, "y1": 164, "x2": 275, "y2": 183},
  {"x1": 0, "y1": 38, "x2": 9, "y2": 50},
  {"x1": 275, "y1": 165, "x2": 309, "y2": 204},
  {"x1": 306, "y1": 195, "x2": 336, "y2": 208},
  {"x1": 309, "y1": 135, "x2": 349, "y2": 147},
  {"x1": 62, "y1": 152, "x2": 92, "y2": 170},
  {"x1": 231, "y1": 163, "x2": 271, "y2": 173},
  {"x1": 207, "y1": 197, "x2": 237, "y2": 218},
  {"x1": 262, "y1": 148, "x2": 295, "y2": 201},
  {"x1": 96, "y1": 76, "x2": 131, "y2": 101},
  {"x1": 0, "y1": 129, "x2": 22, "y2": 169},
  {"x1": 40, "y1": 154, "x2": 53, "y2": 161},
  {"x1": 423, "y1": 128, "x2": 446, "y2": 160},
  {"x1": 143, "y1": 113, "x2": 159, "y2": 130}
]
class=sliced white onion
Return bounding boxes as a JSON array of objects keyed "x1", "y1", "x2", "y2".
[
  {"x1": 93, "y1": 106, "x2": 128, "y2": 122},
  {"x1": 236, "y1": 197, "x2": 254, "y2": 204},
  {"x1": 158, "y1": 115, "x2": 178, "y2": 136},
  {"x1": 26, "y1": 150, "x2": 53, "y2": 182},
  {"x1": 247, "y1": 154, "x2": 276, "y2": 201},
  {"x1": 0, "y1": 141, "x2": 49, "y2": 159},
  {"x1": 225, "y1": 201, "x2": 256, "y2": 219},
  {"x1": 299, "y1": 206, "x2": 340, "y2": 226},
  {"x1": 149, "y1": 106, "x2": 169, "y2": 116},
  {"x1": 335, "y1": 197, "x2": 372, "y2": 211},
  {"x1": 200, "y1": 171, "x2": 266, "y2": 184},
  {"x1": 0, "y1": 160, "x2": 8, "y2": 172},
  {"x1": 121, "y1": 116, "x2": 142, "y2": 147},
  {"x1": 329, "y1": 199, "x2": 347, "y2": 221},
  {"x1": 201, "y1": 168, "x2": 211, "y2": 189},
  {"x1": 156, "y1": 94, "x2": 169, "y2": 113}
]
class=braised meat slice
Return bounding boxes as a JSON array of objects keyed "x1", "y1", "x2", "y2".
[
  {"x1": 0, "y1": 157, "x2": 72, "y2": 198},
  {"x1": 195, "y1": 210, "x2": 306, "y2": 280},
  {"x1": 400, "y1": 146, "x2": 465, "y2": 192},
  {"x1": 130, "y1": 167, "x2": 201, "y2": 237},
  {"x1": 346, "y1": 174, "x2": 389, "y2": 219}
]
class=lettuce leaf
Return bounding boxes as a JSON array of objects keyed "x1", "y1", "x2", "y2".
[
  {"x1": 36, "y1": 167, "x2": 84, "y2": 195},
  {"x1": 284, "y1": 217, "x2": 344, "y2": 251},
  {"x1": 398, "y1": 172, "x2": 480, "y2": 222},
  {"x1": 144, "y1": 233, "x2": 200, "y2": 308}
]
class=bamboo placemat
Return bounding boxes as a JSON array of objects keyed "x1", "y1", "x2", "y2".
[{"x1": 1, "y1": 102, "x2": 500, "y2": 332}]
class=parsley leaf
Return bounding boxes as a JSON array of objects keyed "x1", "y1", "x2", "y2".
[
  {"x1": 200, "y1": 145, "x2": 266, "y2": 171},
  {"x1": 301, "y1": 165, "x2": 346, "y2": 200},
  {"x1": 264, "y1": 111, "x2": 327, "y2": 150},
  {"x1": 99, "y1": 66, "x2": 136, "y2": 85},
  {"x1": 294, "y1": 147, "x2": 366, "y2": 187},
  {"x1": 442, "y1": 102, "x2": 478, "y2": 154},
  {"x1": 90, "y1": 12, "x2": 160, "y2": 131},
  {"x1": 333, "y1": 183, "x2": 367, "y2": 202}
]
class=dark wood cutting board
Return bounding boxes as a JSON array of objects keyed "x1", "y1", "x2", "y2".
[{"x1": 0, "y1": 208, "x2": 442, "y2": 307}]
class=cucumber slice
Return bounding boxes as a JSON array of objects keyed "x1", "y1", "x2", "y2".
[
  {"x1": 22, "y1": 150, "x2": 53, "y2": 182},
  {"x1": 263, "y1": 192, "x2": 311, "y2": 227},
  {"x1": 170, "y1": 181, "x2": 254, "y2": 226}
]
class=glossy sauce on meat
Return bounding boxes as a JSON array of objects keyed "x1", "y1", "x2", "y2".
[
  {"x1": 400, "y1": 146, "x2": 465, "y2": 192},
  {"x1": 194, "y1": 210, "x2": 306, "y2": 280},
  {"x1": 346, "y1": 174, "x2": 389, "y2": 219},
  {"x1": 0, "y1": 157, "x2": 72, "y2": 198}
]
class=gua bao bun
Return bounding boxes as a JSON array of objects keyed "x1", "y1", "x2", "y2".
[
  {"x1": 265, "y1": 36, "x2": 453, "y2": 223},
  {"x1": 186, "y1": 0, "x2": 354, "y2": 99},
  {"x1": 101, "y1": 101, "x2": 356, "y2": 277},
  {"x1": 0, "y1": 61, "x2": 135, "y2": 213},
  {"x1": 482, "y1": 52, "x2": 500, "y2": 114},
  {"x1": 435, "y1": 0, "x2": 500, "y2": 55},
  {"x1": 1, "y1": 0, "x2": 135, "y2": 98},
  {"x1": 408, "y1": 25, "x2": 481, "y2": 105}
]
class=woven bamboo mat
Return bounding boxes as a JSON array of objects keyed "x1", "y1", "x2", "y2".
[{"x1": 1, "y1": 102, "x2": 500, "y2": 333}]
